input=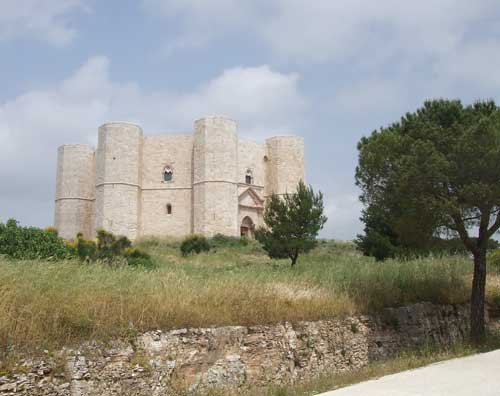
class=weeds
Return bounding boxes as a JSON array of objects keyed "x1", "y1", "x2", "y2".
[{"x1": 0, "y1": 239, "x2": 498, "y2": 355}]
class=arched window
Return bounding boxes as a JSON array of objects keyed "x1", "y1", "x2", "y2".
[
  {"x1": 163, "y1": 166, "x2": 173, "y2": 182},
  {"x1": 245, "y1": 169, "x2": 253, "y2": 184},
  {"x1": 166, "y1": 203, "x2": 172, "y2": 215}
]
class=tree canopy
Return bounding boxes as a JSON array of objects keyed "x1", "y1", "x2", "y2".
[
  {"x1": 356, "y1": 99, "x2": 500, "y2": 339},
  {"x1": 256, "y1": 181, "x2": 327, "y2": 266}
]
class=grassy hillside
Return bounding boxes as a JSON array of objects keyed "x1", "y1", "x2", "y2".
[{"x1": 0, "y1": 239, "x2": 499, "y2": 354}]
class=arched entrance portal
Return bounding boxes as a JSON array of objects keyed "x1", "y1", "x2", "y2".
[{"x1": 240, "y1": 216, "x2": 255, "y2": 238}]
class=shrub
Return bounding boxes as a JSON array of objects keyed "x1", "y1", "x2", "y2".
[
  {"x1": 0, "y1": 220, "x2": 151, "y2": 267},
  {"x1": 0, "y1": 219, "x2": 73, "y2": 260},
  {"x1": 76, "y1": 230, "x2": 151, "y2": 267},
  {"x1": 95, "y1": 229, "x2": 134, "y2": 260},
  {"x1": 75, "y1": 234, "x2": 97, "y2": 261},
  {"x1": 123, "y1": 247, "x2": 154, "y2": 267},
  {"x1": 488, "y1": 249, "x2": 500, "y2": 270},
  {"x1": 180, "y1": 235, "x2": 210, "y2": 256},
  {"x1": 210, "y1": 233, "x2": 248, "y2": 249},
  {"x1": 96, "y1": 229, "x2": 117, "y2": 259},
  {"x1": 44, "y1": 226, "x2": 59, "y2": 235}
]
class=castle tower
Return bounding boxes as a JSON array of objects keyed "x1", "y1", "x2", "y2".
[
  {"x1": 94, "y1": 123, "x2": 143, "y2": 240},
  {"x1": 193, "y1": 116, "x2": 239, "y2": 236},
  {"x1": 265, "y1": 136, "x2": 305, "y2": 197},
  {"x1": 54, "y1": 144, "x2": 95, "y2": 239}
]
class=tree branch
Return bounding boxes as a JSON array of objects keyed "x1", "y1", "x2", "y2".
[
  {"x1": 451, "y1": 213, "x2": 477, "y2": 254},
  {"x1": 486, "y1": 210, "x2": 500, "y2": 239},
  {"x1": 477, "y1": 206, "x2": 492, "y2": 248}
]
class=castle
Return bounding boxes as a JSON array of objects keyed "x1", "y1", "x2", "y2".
[{"x1": 54, "y1": 116, "x2": 305, "y2": 240}]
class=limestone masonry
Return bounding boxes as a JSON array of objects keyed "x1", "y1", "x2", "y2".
[
  {"x1": 0, "y1": 303, "x2": 475, "y2": 395},
  {"x1": 54, "y1": 116, "x2": 305, "y2": 240}
]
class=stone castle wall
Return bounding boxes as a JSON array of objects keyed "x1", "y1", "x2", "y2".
[
  {"x1": 193, "y1": 117, "x2": 239, "y2": 236},
  {"x1": 238, "y1": 139, "x2": 267, "y2": 187},
  {"x1": 265, "y1": 136, "x2": 305, "y2": 197},
  {"x1": 54, "y1": 144, "x2": 95, "y2": 239},
  {"x1": 93, "y1": 123, "x2": 143, "y2": 241},
  {"x1": 0, "y1": 303, "x2": 471, "y2": 395},
  {"x1": 54, "y1": 117, "x2": 305, "y2": 240},
  {"x1": 141, "y1": 134, "x2": 194, "y2": 237}
]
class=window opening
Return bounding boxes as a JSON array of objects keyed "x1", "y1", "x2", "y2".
[
  {"x1": 245, "y1": 169, "x2": 253, "y2": 184},
  {"x1": 163, "y1": 166, "x2": 173, "y2": 182}
]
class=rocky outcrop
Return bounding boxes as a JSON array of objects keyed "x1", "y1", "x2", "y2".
[{"x1": 0, "y1": 303, "x2": 470, "y2": 395}]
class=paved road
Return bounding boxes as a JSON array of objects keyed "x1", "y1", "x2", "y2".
[{"x1": 318, "y1": 349, "x2": 500, "y2": 396}]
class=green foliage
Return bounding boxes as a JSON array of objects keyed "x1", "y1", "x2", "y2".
[
  {"x1": 95, "y1": 230, "x2": 132, "y2": 260},
  {"x1": 75, "y1": 233, "x2": 97, "y2": 261},
  {"x1": 356, "y1": 204, "x2": 500, "y2": 261},
  {"x1": 255, "y1": 181, "x2": 327, "y2": 266},
  {"x1": 210, "y1": 233, "x2": 249, "y2": 249},
  {"x1": 123, "y1": 247, "x2": 153, "y2": 268},
  {"x1": 356, "y1": 99, "x2": 500, "y2": 256},
  {"x1": 488, "y1": 248, "x2": 500, "y2": 269},
  {"x1": 0, "y1": 219, "x2": 72, "y2": 260},
  {"x1": 180, "y1": 235, "x2": 211, "y2": 256},
  {"x1": 355, "y1": 205, "x2": 401, "y2": 261},
  {"x1": 0, "y1": 219, "x2": 152, "y2": 267},
  {"x1": 75, "y1": 230, "x2": 152, "y2": 267},
  {"x1": 355, "y1": 98, "x2": 500, "y2": 338}
]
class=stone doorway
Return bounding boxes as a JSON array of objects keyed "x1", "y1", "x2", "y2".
[{"x1": 240, "y1": 216, "x2": 255, "y2": 238}]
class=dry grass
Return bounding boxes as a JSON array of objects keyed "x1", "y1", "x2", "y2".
[{"x1": 0, "y1": 239, "x2": 497, "y2": 355}]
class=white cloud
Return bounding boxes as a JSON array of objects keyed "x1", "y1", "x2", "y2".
[
  {"x1": 174, "y1": 66, "x2": 304, "y2": 132},
  {"x1": 0, "y1": 56, "x2": 305, "y2": 227},
  {"x1": 322, "y1": 194, "x2": 363, "y2": 240},
  {"x1": 142, "y1": 0, "x2": 257, "y2": 28},
  {"x1": 334, "y1": 79, "x2": 407, "y2": 115},
  {"x1": 0, "y1": 0, "x2": 88, "y2": 46},
  {"x1": 139, "y1": 0, "x2": 500, "y2": 241},
  {"x1": 433, "y1": 40, "x2": 500, "y2": 93},
  {"x1": 265, "y1": 0, "x2": 496, "y2": 63},
  {"x1": 142, "y1": 0, "x2": 498, "y2": 63}
]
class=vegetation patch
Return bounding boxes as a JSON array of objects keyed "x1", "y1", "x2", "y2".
[
  {"x1": 0, "y1": 219, "x2": 73, "y2": 260},
  {"x1": 72, "y1": 230, "x2": 153, "y2": 268},
  {"x1": 0, "y1": 218, "x2": 153, "y2": 268},
  {"x1": 180, "y1": 235, "x2": 211, "y2": 256},
  {"x1": 1, "y1": 239, "x2": 495, "y2": 356}
]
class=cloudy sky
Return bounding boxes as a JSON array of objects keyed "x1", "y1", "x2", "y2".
[{"x1": 1, "y1": 0, "x2": 500, "y2": 239}]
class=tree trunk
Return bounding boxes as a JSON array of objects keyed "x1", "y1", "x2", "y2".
[
  {"x1": 290, "y1": 251, "x2": 299, "y2": 267},
  {"x1": 470, "y1": 249, "x2": 487, "y2": 341}
]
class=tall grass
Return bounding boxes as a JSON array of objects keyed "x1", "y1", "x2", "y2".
[{"x1": 0, "y1": 239, "x2": 496, "y2": 354}]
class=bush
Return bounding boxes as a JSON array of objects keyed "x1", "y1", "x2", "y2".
[
  {"x1": 488, "y1": 249, "x2": 500, "y2": 270},
  {"x1": 76, "y1": 230, "x2": 152, "y2": 267},
  {"x1": 123, "y1": 247, "x2": 154, "y2": 267},
  {"x1": 180, "y1": 235, "x2": 210, "y2": 256},
  {"x1": 0, "y1": 219, "x2": 73, "y2": 260},
  {"x1": 0, "y1": 220, "x2": 152, "y2": 267},
  {"x1": 210, "y1": 233, "x2": 248, "y2": 249},
  {"x1": 75, "y1": 233, "x2": 97, "y2": 261}
]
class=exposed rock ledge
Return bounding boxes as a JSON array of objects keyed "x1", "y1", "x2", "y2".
[{"x1": 0, "y1": 303, "x2": 470, "y2": 395}]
